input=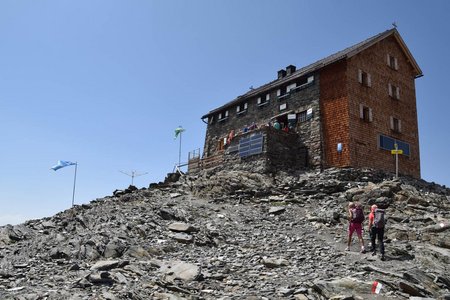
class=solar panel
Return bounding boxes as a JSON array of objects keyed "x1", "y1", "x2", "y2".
[{"x1": 239, "y1": 133, "x2": 263, "y2": 158}]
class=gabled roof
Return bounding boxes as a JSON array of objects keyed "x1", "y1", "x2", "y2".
[{"x1": 202, "y1": 28, "x2": 422, "y2": 119}]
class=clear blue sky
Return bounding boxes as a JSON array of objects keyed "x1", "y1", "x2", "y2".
[{"x1": 1, "y1": 1, "x2": 449, "y2": 225}]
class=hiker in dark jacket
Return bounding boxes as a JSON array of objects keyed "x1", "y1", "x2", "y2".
[
  {"x1": 346, "y1": 202, "x2": 366, "y2": 253},
  {"x1": 368, "y1": 204, "x2": 386, "y2": 260}
]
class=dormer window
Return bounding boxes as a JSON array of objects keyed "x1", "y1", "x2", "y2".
[
  {"x1": 358, "y1": 69, "x2": 372, "y2": 87},
  {"x1": 387, "y1": 54, "x2": 398, "y2": 70},
  {"x1": 218, "y1": 110, "x2": 229, "y2": 121},
  {"x1": 236, "y1": 102, "x2": 248, "y2": 115}
]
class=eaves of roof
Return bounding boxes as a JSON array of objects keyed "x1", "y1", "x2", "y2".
[{"x1": 201, "y1": 28, "x2": 422, "y2": 119}]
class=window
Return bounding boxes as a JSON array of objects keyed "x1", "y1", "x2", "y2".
[
  {"x1": 298, "y1": 108, "x2": 313, "y2": 122},
  {"x1": 298, "y1": 110, "x2": 307, "y2": 122},
  {"x1": 389, "y1": 83, "x2": 400, "y2": 99},
  {"x1": 379, "y1": 135, "x2": 410, "y2": 156},
  {"x1": 257, "y1": 94, "x2": 270, "y2": 107},
  {"x1": 286, "y1": 83, "x2": 297, "y2": 93},
  {"x1": 236, "y1": 102, "x2": 248, "y2": 115},
  {"x1": 359, "y1": 104, "x2": 373, "y2": 122},
  {"x1": 390, "y1": 116, "x2": 402, "y2": 133},
  {"x1": 277, "y1": 86, "x2": 287, "y2": 98},
  {"x1": 387, "y1": 54, "x2": 398, "y2": 70},
  {"x1": 358, "y1": 69, "x2": 372, "y2": 87},
  {"x1": 279, "y1": 103, "x2": 287, "y2": 111},
  {"x1": 288, "y1": 76, "x2": 315, "y2": 94},
  {"x1": 218, "y1": 110, "x2": 229, "y2": 121}
]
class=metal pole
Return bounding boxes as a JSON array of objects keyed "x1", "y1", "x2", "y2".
[
  {"x1": 72, "y1": 162, "x2": 78, "y2": 207},
  {"x1": 394, "y1": 143, "x2": 398, "y2": 179},
  {"x1": 178, "y1": 131, "x2": 182, "y2": 167},
  {"x1": 395, "y1": 152, "x2": 399, "y2": 179}
]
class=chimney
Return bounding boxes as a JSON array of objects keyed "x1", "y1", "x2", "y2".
[
  {"x1": 286, "y1": 65, "x2": 296, "y2": 76},
  {"x1": 277, "y1": 69, "x2": 287, "y2": 79}
]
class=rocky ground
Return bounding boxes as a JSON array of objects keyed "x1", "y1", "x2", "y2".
[{"x1": 0, "y1": 168, "x2": 449, "y2": 300}]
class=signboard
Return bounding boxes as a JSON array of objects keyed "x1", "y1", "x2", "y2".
[{"x1": 391, "y1": 149, "x2": 403, "y2": 155}]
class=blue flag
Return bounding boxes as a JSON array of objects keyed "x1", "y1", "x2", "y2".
[{"x1": 51, "y1": 160, "x2": 76, "y2": 171}]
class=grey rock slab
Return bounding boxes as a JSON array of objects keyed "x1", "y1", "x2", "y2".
[
  {"x1": 313, "y1": 277, "x2": 374, "y2": 299},
  {"x1": 398, "y1": 281, "x2": 425, "y2": 297},
  {"x1": 172, "y1": 233, "x2": 194, "y2": 244},
  {"x1": 168, "y1": 222, "x2": 198, "y2": 233},
  {"x1": 157, "y1": 260, "x2": 201, "y2": 282},
  {"x1": 268, "y1": 206, "x2": 286, "y2": 215},
  {"x1": 262, "y1": 257, "x2": 289, "y2": 268},
  {"x1": 88, "y1": 272, "x2": 115, "y2": 285},
  {"x1": 90, "y1": 260, "x2": 120, "y2": 271},
  {"x1": 420, "y1": 222, "x2": 450, "y2": 233}
]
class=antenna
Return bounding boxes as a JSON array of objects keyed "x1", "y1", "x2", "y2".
[
  {"x1": 119, "y1": 170, "x2": 148, "y2": 186},
  {"x1": 392, "y1": 21, "x2": 397, "y2": 28}
]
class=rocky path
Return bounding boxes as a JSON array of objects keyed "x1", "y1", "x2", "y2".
[{"x1": 0, "y1": 168, "x2": 449, "y2": 299}]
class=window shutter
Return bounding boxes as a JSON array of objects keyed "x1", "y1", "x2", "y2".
[
  {"x1": 390, "y1": 116, "x2": 394, "y2": 130},
  {"x1": 358, "y1": 69, "x2": 363, "y2": 83},
  {"x1": 394, "y1": 57, "x2": 398, "y2": 70},
  {"x1": 398, "y1": 119, "x2": 402, "y2": 132},
  {"x1": 359, "y1": 104, "x2": 364, "y2": 119},
  {"x1": 387, "y1": 54, "x2": 390, "y2": 66},
  {"x1": 388, "y1": 83, "x2": 393, "y2": 97},
  {"x1": 369, "y1": 108, "x2": 373, "y2": 122},
  {"x1": 266, "y1": 94, "x2": 270, "y2": 101},
  {"x1": 396, "y1": 86, "x2": 400, "y2": 99},
  {"x1": 244, "y1": 103, "x2": 248, "y2": 110},
  {"x1": 367, "y1": 73, "x2": 372, "y2": 87}
]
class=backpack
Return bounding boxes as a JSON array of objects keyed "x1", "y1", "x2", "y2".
[
  {"x1": 352, "y1": 207, "x2": 365, "y2": 223},
  {"x1": 373, "y1": 209, "x2": 385, "y2": 228}
]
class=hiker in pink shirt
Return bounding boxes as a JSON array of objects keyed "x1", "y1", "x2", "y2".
[{"x1": 346, "y1": 202, "x2": 366, "y2": 253}]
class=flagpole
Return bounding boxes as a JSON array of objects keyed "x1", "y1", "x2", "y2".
[
  {"x1": 71, "y1": 162, "x2": 78, "y2": 207},
  {"x1": 178, "y1": 131, "x2": 182, "y2": 167}
]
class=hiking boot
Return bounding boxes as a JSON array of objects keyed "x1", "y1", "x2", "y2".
[
  {"x1": 371, "y1": 251, "x2": 377, "y2": 256},
  {"x1": 345, "y1": 247, "x2": 350, "y2": 251},
  {"x1": 360, "y1": 247, "x2": 366, "y2": 254},
  {"x1": 381, "y1": 255, "x2": 386, "y2": 261}
]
